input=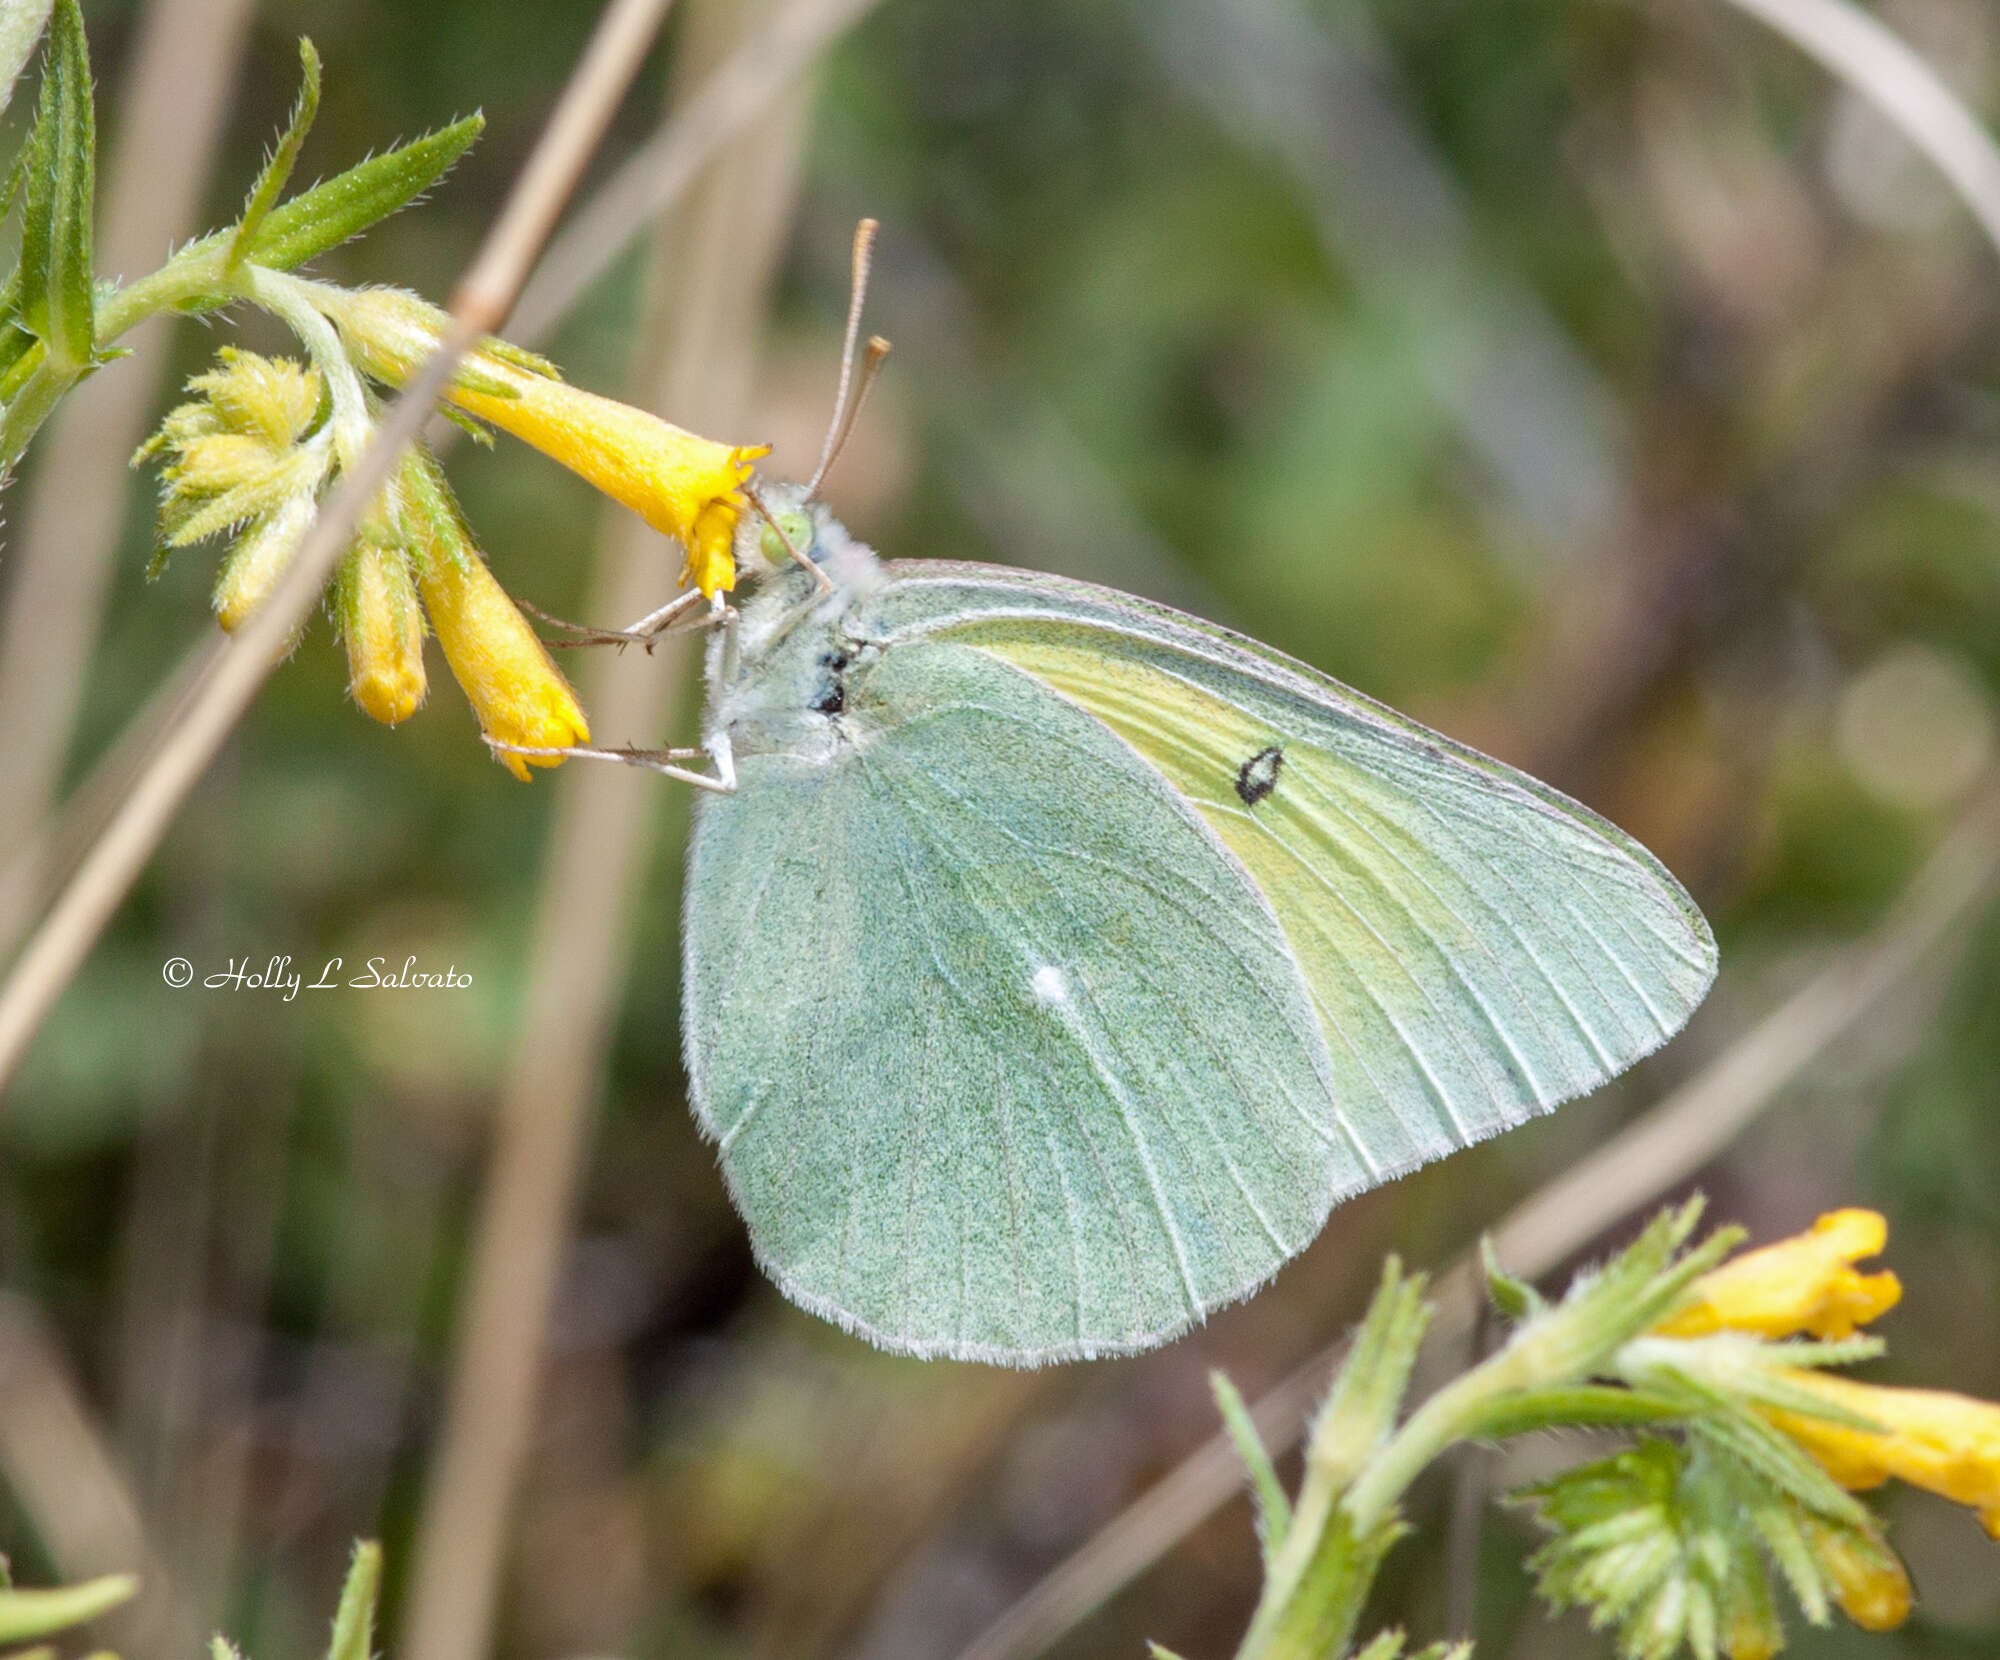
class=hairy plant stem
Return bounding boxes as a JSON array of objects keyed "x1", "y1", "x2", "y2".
[
  {"x1": 1235, "y1": 1335, "x2": 1571, "y2": 1660},
  {"x1": 0, "y1": 242, "x2": 242, "y2": 476},
  {"x1": 0, "y1": 355, "x2": 74, "y2": 472},
  {"x1": 242, "y1": 266, "x2": 374, "y2": 464}
]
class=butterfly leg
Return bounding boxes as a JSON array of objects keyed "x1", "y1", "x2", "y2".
[
  {"x1": 484, "y1": 733, "x2": 738, "y2": 792},
  {"x1": 519, "y1": 587, "x2": 711, "y2": 651}
]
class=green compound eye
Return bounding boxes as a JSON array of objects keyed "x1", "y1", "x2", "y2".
[{"x1": 760, "y1": 508, "x2": 815, "y2": 566}]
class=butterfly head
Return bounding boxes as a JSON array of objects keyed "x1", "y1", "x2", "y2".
[{"x1": 732, "y1": 478, "x2": 882, "y2": 599}]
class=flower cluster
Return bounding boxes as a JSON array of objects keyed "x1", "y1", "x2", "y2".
[
  {"x1": 136, "y1": 348, "x2": 329, "y2": 630},
  {"x1": 1521, "y1": 1207, "x2": 2000, "y2": 1659},
  {"x1": 1205, "y1": 1202, "x2": 2000, "y2": 1660},
  {"x1": 134, "y1": 273, "x2": 766, "y2": 776},
  {"x1": 1671, "y1": 1211, "x2": 2000, "y2": 1539}
]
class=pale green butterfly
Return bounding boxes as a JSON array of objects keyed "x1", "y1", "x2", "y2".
[
  {"x1": 537, "y1": 252, "x2": 1716, "y2": 1367},
  {"x1": 664, "y1": 487, "x2": 1713, "y2": 1365}
]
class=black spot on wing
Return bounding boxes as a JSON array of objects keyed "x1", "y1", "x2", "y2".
[{"x1": 1234, "y1": 745, "x2": 1283, "y2": 807}]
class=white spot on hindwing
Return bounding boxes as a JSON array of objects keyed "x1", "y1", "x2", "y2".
[{"x1": 1030, "y1": 964, "x2": 1070, "y2": 1006}]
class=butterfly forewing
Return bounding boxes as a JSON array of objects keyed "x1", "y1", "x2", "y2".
[
  {"x1": 683, "y1": 635, "x2": 1357, "y2": 1364},
  {"x1": 860, "y1": 565, "x2": 1718, "y2": 1173}
]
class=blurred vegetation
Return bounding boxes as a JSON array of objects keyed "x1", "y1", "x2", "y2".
[{"x1": 2, "y1": 0, "x2": 2000, "y2": 1657}]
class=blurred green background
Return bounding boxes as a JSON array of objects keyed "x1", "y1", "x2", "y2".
[{"x1": 3, "y1": 0, "x2": 2000, "y2": 1655}]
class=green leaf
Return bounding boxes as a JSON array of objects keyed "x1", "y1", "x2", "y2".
[
  {"x1": 228, "y1": 38, "x2": 321, "y2": 267},
  {"x1": 325, "y1": 1541, "x2": 380, "y2": 1660},
  {"x1": 1746, "y1": 1497, "x2": 1831, "y2": 1625},
  {"x1": 476, "y1": 334, "x2": 561, "y2": 380},
  {"x1": 1481, "y1": 1234, "x2": 1542, "y2": 1323},
  {"x1": 17, "y1": 0, "x2": 95, "y2": 369},
  {"x1": 437, "y1": 401, "x2": 494, "y2": 446},
  {"x1": 444, "y1": 353, "x2": 525, "y2": 402},
  {"x1": 235, "y1": 114, "x2": 483, "y2": 274},
  {"x1": 0, "y1": 257, "x2": 25, "y2": 339},
  {"x1": 1538, "y1": 1202, "x2": 1742, "y2": 1372},
  {"x1": 0, "y1": 136, "x2": 30, "y2": 225},
  {"x1": 1463, "y1": 1385, "x2": 1690, "y2": 1441},
  {"x1": 1213, "y1": 1370, "x2": 1292, "y2": 1562},
  {"x1": 1307, "y1": 1257, "x2": 1431, "y2": 1492},
  {"x1": 0, "y1": 1574, "x2": 138, "y2": 1643},
  {"x1": 0, "y1": 329, "x2": 45, "y2": 399}
]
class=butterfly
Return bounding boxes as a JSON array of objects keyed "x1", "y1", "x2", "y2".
[
  {"x1": 636, "y1": 479, "x2": 1711, "y2": 1365},
  {"x1": 533, "y1": 231, "x2": 1715, "y2": 1367}
]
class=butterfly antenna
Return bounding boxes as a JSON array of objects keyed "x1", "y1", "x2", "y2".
[{"x1": 807, "y1": 218, "x2": 880, "y2": 498}]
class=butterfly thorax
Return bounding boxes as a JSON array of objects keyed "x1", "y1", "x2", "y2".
[{"x1": 703, "y1": 487, "x2": 888, "y2": 763}]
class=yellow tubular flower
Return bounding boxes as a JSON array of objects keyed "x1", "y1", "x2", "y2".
[
  {"x1": 319, "y1": 286, "x2": 765, "y2": 596},
  {"x1": 449, "y1": 373, "x2": 762, "y2": 597},
  {"x1": 1768, "y1": 1371, "x2": 2000, "y2": 1539},
  {"x1": 417, "y1": 543, "x2": 589, "y2": 781},
  {"x1": 685, "y1": 496, "x2": 746, "y2": 601},
  {"x1": 1655, "y1": 1210, "x2": 1901, "y2": 1341},
  {"x1": 340, "y1": 543, "x2": 428, "y2": 726}
]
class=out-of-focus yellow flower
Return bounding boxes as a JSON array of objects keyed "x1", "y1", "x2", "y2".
[
  {"x1": 417, "y1": 542, "x2": 588, "y2": 780},
  {"x1": 1797, "y1": 1513, "x2": 1913, "y2": 1630},
  {"x1": 1655, "y1": 1210, "x2": 1901, "y2": 1342},
  {"x1": 1720, "y1": 1588, "x2": 1781, "y2": 1660},
  {"x1": 1768, "y1": 1370, "x2": 2000, "y2": 1540},
  {"x1": 317, "y1": 285, "x2": 764, "y2": 596},
  {"x1": 339, "y1": 542, "x2": 427, "y2": 726}
]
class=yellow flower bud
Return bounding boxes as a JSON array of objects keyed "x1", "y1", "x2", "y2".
[
  {"x1": 417, "y1": 543, "x2": 589, "y2": 780},
  {"x1": 1655, "y1": 1210, "x2": 1901, "y2": 1342},
  {"x1": 213, "y1": 492, "x2": 316, "y2": 631},
  {"x1": 1720, "y1": 1596, "x2": 1782, "y2": 1660},
  {"x1": 167, "y1": 431, "x2": 289, "y2": 496},
  {"x1": 340, "y1": 543, "x2": 428, "y2": 726},
  {"x1": 1797, "y1": 1515, "x2": 1913, "y2": 1631},
  {"x1": 1769, "y1": 1370, "x2": 2000, "y2": 1539},
  {"x1": 189, "y1": 347, "x2": 323, "y2": 448}
]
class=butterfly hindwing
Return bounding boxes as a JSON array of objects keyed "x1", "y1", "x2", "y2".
[
  {"x1": 683, "y1": 635, "x2": 1357, "y2": 1363},
  {"x1": 857, "y1": 564, "x2": 1717, "y2": 1177}
]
